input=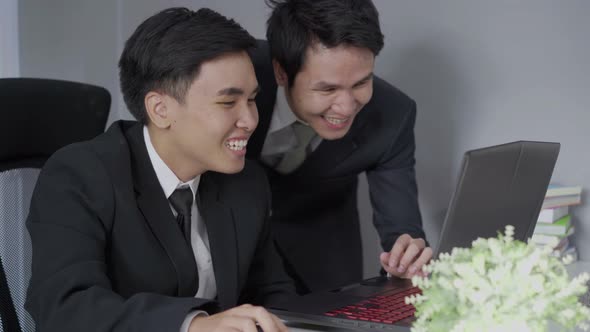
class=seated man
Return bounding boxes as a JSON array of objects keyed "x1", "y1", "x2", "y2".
[{"x1": 25, "y1": 7, "x2": 293, "y2": 332}]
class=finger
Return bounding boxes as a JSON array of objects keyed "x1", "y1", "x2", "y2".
[
  {"x1": 223, "y1": 316, "x2": 258, "y2": 332},
  {"x1": 380, "y1": 252, "x2": 400, "y2": 276},
  {"x1": 236, "y1": 303, "x2": 254, "y2": 310},
  {"x1": 227, "y1": 305, "x2": 265, "y2": 332},
  {"x1": 381, "y1": 264, "x2": 399, "y2": 277},
  {"x1": 229, "y1": 304, "x2": 257, "y2": 317},
  {"x1": 380, "y1": 252, "x2": 390, "y2": 268},
  {"x1": 223, "y1": 327, "x2": 242, "y2": 332},
  {"x1": 239, "y1": 318, "x2": 259, "y2": 332},
  {"x1": 232, "y1": 306, "x2": 277, "y2": 332},
  {"x1": 270, "y1": 313, "x2": 289, "y2": 332},
  {"x1": 252, "y1": 306, "x2": 279, "y2": 332},
  {"x1": 388, "y1": 234, "x2": 411, "y2": 268},
  {"x1": 397, "y1": 242, "x2": 422, "y2": 275},
  {"x1": 407, "y1": 247, "x2": 433, "y2": 277}
]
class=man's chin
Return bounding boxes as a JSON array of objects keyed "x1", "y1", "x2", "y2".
[
  {"x1": 315, "y1": 127, "x2": 351, "y2": 140},
  {"x1": 212, "y1": 161, "x2": 245, "y2": 174}
]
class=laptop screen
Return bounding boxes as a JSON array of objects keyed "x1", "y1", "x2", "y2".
[{"x1": 435, "y1": 141, "x2": 560, "y2": 256}]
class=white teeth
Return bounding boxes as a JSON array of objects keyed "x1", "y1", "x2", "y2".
[
  {"x1": 226, "y1": 139, "x2": 248, "y2": 151},
  {"x1": 325, "y1": 116, "x2": 347, "y2": 125}
]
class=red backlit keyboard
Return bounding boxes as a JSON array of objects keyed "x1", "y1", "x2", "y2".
[{"x1": 323, "y1": 286, "x2": 421, "y2": 324}]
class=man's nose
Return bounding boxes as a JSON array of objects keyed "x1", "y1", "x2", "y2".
[
  {"x1": 332, "y1": 90, "x2": 357, "y2": 115},
  {"x1": 236, "y1": 104, "x2": 259, "y2": 132}
]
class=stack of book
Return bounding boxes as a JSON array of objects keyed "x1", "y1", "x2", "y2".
[{"x1": 531, "y1": 184, "x2": 582, "y2": 260}]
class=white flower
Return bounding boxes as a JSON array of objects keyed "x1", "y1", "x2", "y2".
[{"x1": 410, "y1": 225, "x2": 590, "y2": 332}]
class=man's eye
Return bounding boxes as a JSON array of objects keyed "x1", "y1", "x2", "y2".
[
  {"x1": 219, "y1": 101, "x2": 236, "y2": 106},
  {"x1": 354, "y1": 80, "x2": 369, "y2": 88},
  {"x1": 248, "y1": 98, "x2": 256, "y2": 103}
]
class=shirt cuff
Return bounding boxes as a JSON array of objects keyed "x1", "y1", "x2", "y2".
[{"x1": 180, "y1": 310, "x2": 209, "y2": 332}]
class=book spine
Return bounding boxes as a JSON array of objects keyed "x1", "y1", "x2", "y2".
[{"x1": 537, "y1": 206, "x2": 568, "y2": 223}]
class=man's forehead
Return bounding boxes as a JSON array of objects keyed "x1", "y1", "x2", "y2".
[
  {"x1": 306, "y1": 41, "x2": 373, "y2": 57},
  {"x1": 188, "y1": 52, "x2": 257, "y2": 91},
  {"x1": 302, "y1": 43, "x2": 375, "y2": 72},
  {"x1": 300, "y1": 45, "x2": 374, "y2": 84}
]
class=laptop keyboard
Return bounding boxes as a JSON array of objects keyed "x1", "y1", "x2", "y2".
[
  {"x1": 322, "y1": 279, "x2": 589, "y2": 326},
  {"x1": 324, "y1": 286, "x2": 421, "y2": 324}
]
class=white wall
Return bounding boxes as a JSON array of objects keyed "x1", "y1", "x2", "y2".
[
  {"x1": 363, "y1": 0, "x2": 590, "y2": 275},
  {"x1": 1, "y1": 0, "x2": 20, "y2": 77},
  {"x1": 19, "y1": 0, "x2": 590, "y2": 277},
  {"x1": 18, "y1": 0, "x2": 120, "y2": 124}
]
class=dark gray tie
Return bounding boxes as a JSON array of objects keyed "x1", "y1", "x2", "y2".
[
  {"x1": 169, "y1": 187, "x2": 193, "y2": 246},
  {"x1": 275, "y1": 121, "x2": 316, "y2": 174}
]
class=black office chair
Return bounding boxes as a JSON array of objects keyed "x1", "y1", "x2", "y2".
[{"x1": 0, "y1": 78, "x2": 110, "y2": 332}]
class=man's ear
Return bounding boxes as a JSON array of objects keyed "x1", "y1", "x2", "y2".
[
  {"x1": 272, "y1": 59, "x2": 288, "y2": 87},
  {"x1": 145, "y1": 91, "x2": 171, "y2": 129}
]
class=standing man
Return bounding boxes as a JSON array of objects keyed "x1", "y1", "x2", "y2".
[
  {"x1": 26, "y1": 7, "x2": 292, "y2": 332},
  {"x1": 247, "y1": 0, "x2": 433, "y2": 294}
]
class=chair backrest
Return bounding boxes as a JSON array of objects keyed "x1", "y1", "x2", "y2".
[{"x1": 0, "y1": 78, "x2": 110, "y2": 332}]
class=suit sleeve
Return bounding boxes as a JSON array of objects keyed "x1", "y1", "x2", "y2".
[
  {"x1": 237, "y1": 163, "x2": 296, "y2": 307},
  {"x1": 25, "y1": 146, "x2": 217, "y2": 332},
  {"x1": 366, "y1": 100, "x2": 427, "y2": 252}
]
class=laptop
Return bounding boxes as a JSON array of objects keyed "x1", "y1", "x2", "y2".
[{"x1": 270, "y1": 141, "x2": 561, "y2": 332}]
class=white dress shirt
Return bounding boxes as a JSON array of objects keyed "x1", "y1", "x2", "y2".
[
  {"x1": 260, "y1": 87, "x2": 322, "y2": 167},
  {"x1": 143, "y1": 127, "x2": 216, "y2": 331}
]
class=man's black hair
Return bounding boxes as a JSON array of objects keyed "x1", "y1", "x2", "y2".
[
  {"x1": 119, "y1": 7, "x2": 256, "y2": 123},
  {"x1": 266, "y1": 0, "x2": 384, "y2": 86}
]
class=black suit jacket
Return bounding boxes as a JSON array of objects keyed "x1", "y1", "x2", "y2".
[
  {"x1": 247, "y1": 41, "x2": 426, "y2": 293},
  {"x1": 26, "y1": 121, "x2": 294, "y2": 331}
]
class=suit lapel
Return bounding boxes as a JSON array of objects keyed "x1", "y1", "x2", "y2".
[
  {"x1": 126, "y1": 124, "x2": 199, "y2": 297},
  {"x1": 198, "y1": 173, "x2": 238, "y2": 309},
  {"x1": 297, "y1": 133, "x2": 358, "y2": 175}
]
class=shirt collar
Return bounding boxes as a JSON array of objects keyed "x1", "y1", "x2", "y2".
[
  {"x1": 143, "y1": 126, "x2": 200, "y2": 199},
  {"x1": 267, "y1": 86, "x2": 298, "y2": 134}
]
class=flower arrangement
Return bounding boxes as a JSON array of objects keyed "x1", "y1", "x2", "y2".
[{"x1": 406, "y1": 225, "x2": 590, "y2": 332}]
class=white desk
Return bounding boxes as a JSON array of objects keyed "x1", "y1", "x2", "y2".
[{"x1": 287, "y1": 261, "x2": 590, "y2": 332}]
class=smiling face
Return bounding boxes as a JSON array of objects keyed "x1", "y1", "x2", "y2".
[
  {"x1": 147, "y1": 51, "x2": 259, "y2": 181},
  {"x1": 274, "y1": 43, "x2": 375, "y2": 140}
]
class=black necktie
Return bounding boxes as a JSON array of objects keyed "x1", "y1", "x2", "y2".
[{"x1": 169, "y1": 187, "x2": 193, "y2": 246}]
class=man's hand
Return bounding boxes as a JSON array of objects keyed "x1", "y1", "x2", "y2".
[
  {"x1": 189, "y1": 304, "x2": 287, "y2": 332},
  {"x1": 380, "y1": 234, "x2": 432, "y2": 279}
]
